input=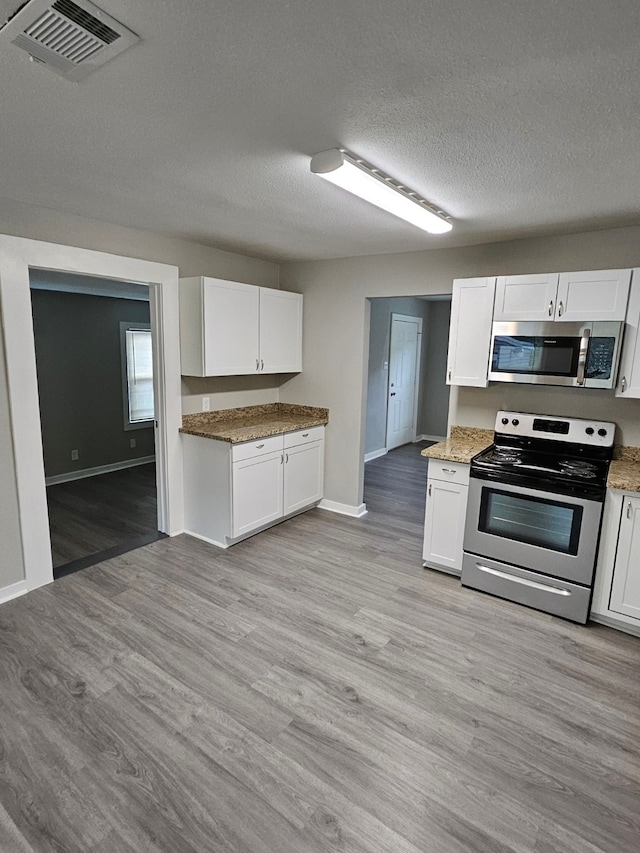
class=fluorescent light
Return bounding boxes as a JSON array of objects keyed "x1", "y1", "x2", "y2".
[{"x1": 310, "y1": 149, "x2": 452, "y2": 234}]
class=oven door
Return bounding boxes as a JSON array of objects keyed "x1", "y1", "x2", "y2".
[{"x1": 463, "y1": 478, "x2": 603, "y2": 585}]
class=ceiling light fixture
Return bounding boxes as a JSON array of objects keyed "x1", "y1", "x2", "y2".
[{"x1": 310, "y1": 148, "x2": 453, "y2": 234}]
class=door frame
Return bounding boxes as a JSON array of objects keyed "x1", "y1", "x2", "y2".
[
  {"x1": 385, "y1": 313, "x2": 422, "y2": 450},
  {"x1": 0, "y1": 234, "x2": 184, "y2": 594}
]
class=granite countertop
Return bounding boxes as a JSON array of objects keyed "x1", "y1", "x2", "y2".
[
  {"x1": 421, "y1": 426, "x2": 494, "y2": 464},
  {"x1": 180, "y1": 403, "x2": 329, "y2": 443},
  {"x1": 608, "y1": 446, "x2": 640, "y2": 492}
]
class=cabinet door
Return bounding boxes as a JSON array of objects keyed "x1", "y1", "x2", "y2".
[
  {"x1": 446, "y1": 277, "x2": 496, "y2": 387},
  {"x1": 422, "y1": 477, "x2": 468, "y2": 574},
  {"x1": 556, "y1": 269, "x2": 631, "y2": 322},
  {"x1": 232, "y1": 450, "x2": 284, "y2": 537},
  {"x1": 609, "y1": 495, "x2": 640, "y2": 621},
  {"x1": 283, "y1": 440, "x2": 324, "y2": 515},
  {"x1": 494, "y1": 273, "x2": 559, "y2": 321},
  {"x1": 203, "y1": 279, "x2": 260, "y2": 375},
  {"x1": 259, "y1": 289, "x2": 303, "y2": 373},
  {"x1": 616, "y1": 271, "x2": 640, "y2": 398}
]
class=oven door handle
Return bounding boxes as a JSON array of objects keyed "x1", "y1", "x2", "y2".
[
  {"x1": 576, "y1": 328, "x2": 591, "y2": 386},
  {"x1": 475, "y1": 563, "x2": 571, "y2": 596}
]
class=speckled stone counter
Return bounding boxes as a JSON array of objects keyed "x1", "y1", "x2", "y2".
[
  {"x1": 608, "y1": 446, "x2": 640, "y2": 492},
  {"x1": 180, "y1": 403, "x2": 329, "y2": 443},
  {"x1": 420, "y1": 426, "x2": 494, "y2": 464}
]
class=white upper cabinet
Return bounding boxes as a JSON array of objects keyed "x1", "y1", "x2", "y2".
[
  {"x1": 446, "y1": 277, "x2": 496, "y2": 387},
  {"x1": 616, "y1": 269, "x2": 640, "y2": 398},
  {"x1": 556, "y1": 269, "x2": 631, "y2": 322},
  {"x1": 494, "y1": 269, "x2": 631, "y2": 322},
  {"x1": 259, "y1": 288, "x2": 303, "y2": 374},
  {"x1": 179, "y1": 277, "x2": 303, "y2": 376},
  {"x1": 494, "y1": 273, "x2": 559, "y2": 321}
]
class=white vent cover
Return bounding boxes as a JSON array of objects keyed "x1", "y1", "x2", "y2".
[{"x1": 0, "y1": 0, "x2": 139, "y2": 81}]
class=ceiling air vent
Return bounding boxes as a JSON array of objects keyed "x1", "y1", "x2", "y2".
[{"x1": 0, "y1": 0, "x2": 139, "y2": 81}]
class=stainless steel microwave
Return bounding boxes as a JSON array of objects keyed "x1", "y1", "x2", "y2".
[{"x1": 488, "y1": 321, "x2": 624, "y2": 388}]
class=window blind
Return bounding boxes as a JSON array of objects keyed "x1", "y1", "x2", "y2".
[{"x1": 125, "y1": 328, "x2": 154, "y2": 423}]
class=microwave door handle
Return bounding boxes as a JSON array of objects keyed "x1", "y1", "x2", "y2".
[{"x1": 576, "y1": 328, "x2": 590, "y2": 386}]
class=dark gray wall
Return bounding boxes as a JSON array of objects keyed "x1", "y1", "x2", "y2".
[
  {"x1": 30, "y1": 289, "x2": 154, "y2": 478},
  {"x1": 418, "y1": 300, "x2": 451, "y2": 439}
]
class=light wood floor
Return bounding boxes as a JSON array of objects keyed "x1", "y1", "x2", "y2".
[
  {"x1": 1, "y1": 443, "x2": 639, "y2": 852},
  {"x1": 47, "y1": 462, "x2": 158, "y2": 570}
]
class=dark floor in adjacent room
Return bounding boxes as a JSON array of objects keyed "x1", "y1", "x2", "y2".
[
  {"x1": 1, "y1": 442, "x2": 638, "y2": 852},
  {"x1": 46, "y1": 462, "x2": 159, "y2": 576}
]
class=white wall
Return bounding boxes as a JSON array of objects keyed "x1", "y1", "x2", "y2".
[
  {"x1": 280, "y1": 224, "x2": 640, "y2": 509},
  {"x1": 0, "y1": 320, "x2": 24, "y2": 587}
]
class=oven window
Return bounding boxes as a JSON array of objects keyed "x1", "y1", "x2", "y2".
[
  {"x1": 491, "y1": 336, "x2": 579, "y2": 376},
  {"x1": 479, "y1": 488, "x2": 583, "y2": 554}
]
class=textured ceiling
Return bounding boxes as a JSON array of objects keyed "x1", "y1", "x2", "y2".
[{"x1": 1, "y1": 0, "x2": 639, "y2": 262}]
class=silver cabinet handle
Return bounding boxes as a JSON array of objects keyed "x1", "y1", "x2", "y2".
[
  {"x1": 428, "y1": 483, "x2": 432, "y2": 496},
  {"x1": 448, "y1": 369, "x2": 452, "y2": 381},
  {"x1": 621, "y1": 376, "x2": 627, "y2": 393},
  {"x1": 256, "y1": 358, "x2": 259, "y2": 372},
  {"x1": 281, "y1": 453, "x2": 283, "y2": 464},
  {"x1": 390, "y1": 392, "x2": 396, "y2": 397},
  {"x1": 548, "y1": 300, "x2": 554, "y2": 317},
  {"x1": 627, "y1": 501, "x2": 633, "y2": 519},
  {"x1": 441, "y1": 468, "x2": 456, "y2": 474},
  {"x1": 285, "y1": 452, "x2": 289, "y2": 463},
  {"x1": 558, "y1": 300, "x2": 564, "y2": 317},
  {"x1": 302, "y1": 432, "x2": 309, "y2": 437},
  {"x1": 261, "y1": 359, "x2": 264, "y2": 371},
  {"x1": 476, "y1": 563, "x2": 570, "y2": 596},
  {"x1": 576, "y1": 328, "x2": 590, "y2": 386},
  {"x1": 256, "y1": 443, "x2": 264, "y2": 449}
]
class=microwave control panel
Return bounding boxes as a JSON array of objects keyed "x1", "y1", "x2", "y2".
[{"x1": 585, "y1": 337, "x2": 616, "y2": 379}]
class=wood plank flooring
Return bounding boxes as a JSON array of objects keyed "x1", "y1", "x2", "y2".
[
  {"x1": 46, "y1": 462, "x2": 158, "y2": 569},
  {"x1": 1, "y1": 442, "x2": 639, "y2": 852}
]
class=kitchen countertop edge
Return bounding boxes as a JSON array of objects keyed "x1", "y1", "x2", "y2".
[{"x1": 180, "y1": 403, "x2": 329, "y2": 444}]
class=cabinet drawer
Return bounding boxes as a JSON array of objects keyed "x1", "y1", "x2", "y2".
[
  {"x1": 284, "y1": 425, "x2": 324, "y2": 448},
  {"x1": 427, "y1": 459, "x2": 469, "y2": 485},
  {"x1": 232, "y1": 434, "x2": 284, "y2": 462}
]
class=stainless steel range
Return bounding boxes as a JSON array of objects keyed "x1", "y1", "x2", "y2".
[{"x1": 462, "y1": 411, "x2": 615, "y2": 624}]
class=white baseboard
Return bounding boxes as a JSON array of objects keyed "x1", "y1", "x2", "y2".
[
  {"x1": 183, "y1": 529, "x2": 229, "y2": 550},
  {"x1": 46, "y1": 456, "x2": 155, "y2": 486},
  {"x1": 590, "y1": 613, "x2": 640, "y2": 638},
  {"x1": 318, "y1": 499, "x2": 368, "y2": 518},
  {"x1": 415, "y1": 434, "x2": 446, "y2": 443},
  {"x1": 0, "y1": 580, "x2": 28, "y2": 604},
  {"x1": 364, "y1": 448, "x2": 387, "y2": 463}
]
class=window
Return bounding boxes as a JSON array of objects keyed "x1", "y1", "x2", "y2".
[{"x1": 121, "y1": 322, "x2": 154, "y2": 429}]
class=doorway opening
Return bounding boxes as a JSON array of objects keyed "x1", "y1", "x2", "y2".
[
  {"x1": 29, "y1": 270, "x2": 163, "y2": 578},
  {"x1": 365, "y1": 295, "x2": 452, "y2": 462}
]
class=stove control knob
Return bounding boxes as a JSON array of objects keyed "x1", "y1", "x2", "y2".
[
  {"x1": 585, "y1": 427, "x2": 594, "y2": 435},
  {"x1": 501, "y1": 417, "x2": 509, "y2": 425},
  {"x1": 598, "y1": 428, "x2": 607, "y2": 437},
  {"x1": 511, "y1": 418, "x2": 519, "y2": 426}
]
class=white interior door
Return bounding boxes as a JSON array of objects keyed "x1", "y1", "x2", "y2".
[{"x1": 386, "y1": 315, "x2": 421, "y2": 450}]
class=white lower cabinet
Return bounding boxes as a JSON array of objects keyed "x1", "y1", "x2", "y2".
[
  {"x1": 183, "y1": 426, "x2": 324, "y2": 548},
  {"x1": 422, "y1": 460, "x2": 469, "y2": 575},
  {"x1": 591, "y1": 490, "x2": 640, "y2": 635},
  {"x1": 609, "y1": 495, "x2": 640, "y2": 621}
]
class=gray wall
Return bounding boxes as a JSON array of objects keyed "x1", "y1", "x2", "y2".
[
  {"x1": 280, "y1": 224, "x2": 640, "y2": 509},
  {"x1": 365, "y1": 296, "x2": 433, "y2": 455},
  {"x1": 0, "y1": 318, "x2": 24, "y2": 587},
  {"x1": 419, "y1": 300, "x2": 451, "y2": 439},
  {"x1": 31, "y1": 289, "x2": 154, "y2": 478}
]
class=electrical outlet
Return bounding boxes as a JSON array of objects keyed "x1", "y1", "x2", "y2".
[
  {"x1": 130, "y1": 438, "x2": 136, "y2": 448},
  {"x1": 71, "y1": 449, "x2": 79, "y2": 461},
  {"x1": 202, "y1": 397, "x2": 211, "y2": 412}
]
